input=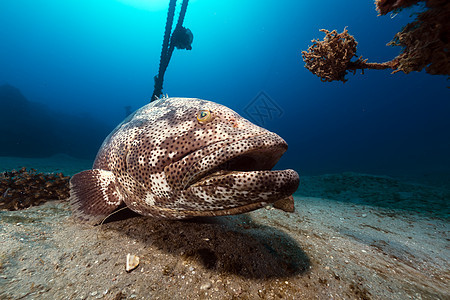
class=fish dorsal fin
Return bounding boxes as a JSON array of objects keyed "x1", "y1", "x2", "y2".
[{"x1": 69, "y1": 169, "x2": 124, "y2": 225}]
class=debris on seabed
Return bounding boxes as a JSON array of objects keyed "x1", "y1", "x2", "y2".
[
  {"x1": 126, "y1": 254, "x2": 139, "y2": 272},
  {"x1": 200, "y1": 282, "x2": 212, "y2": 290}
]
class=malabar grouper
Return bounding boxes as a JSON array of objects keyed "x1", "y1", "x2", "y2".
[{"x1": 69, "y1": 97, "x2": 299, "y2": 224}]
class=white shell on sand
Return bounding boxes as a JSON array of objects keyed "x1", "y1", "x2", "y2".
[{"x1": 126, "y1": 253, "x2": 140, "y2": 272}]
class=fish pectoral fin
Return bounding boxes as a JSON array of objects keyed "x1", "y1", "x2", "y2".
[
  {"x1": 273, "y1": 195, "x2": 295, "y2": 213},
  {"x1": 69, "y1": 169, "x2": 124, "y2": 225}
]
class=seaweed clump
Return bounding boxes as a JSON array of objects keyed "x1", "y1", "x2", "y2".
[
  {"x1": 0, "y1": 167, "x2": 70, "y2": 211},
  {"x1": 302, "y1": 0, "x2": 449, "y2": 82}
]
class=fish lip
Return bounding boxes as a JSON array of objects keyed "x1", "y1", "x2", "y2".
[
  {"x1": 186, "y1": 168, "x2": 300, "y2": 210},
  {"x1": 191, "y1": 169, "x2": 299, "y2": 189},
  {"x1": 182, "y1": 132, "x2": 289, "y2": 189}
]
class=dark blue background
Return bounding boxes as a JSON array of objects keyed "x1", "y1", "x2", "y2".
[{"x1": 1, "y1": 0, "x2": 448, "y2": 177}]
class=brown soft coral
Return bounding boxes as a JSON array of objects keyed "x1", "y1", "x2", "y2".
[
  {"x1": 387, "y1": 0, "x2": 450, "y2": 75},
  {"x1": 301, "y1": 29, "x2": 358, "y2": 83},
  {"x1": 302, "y1": 29, "x2": 393, "y2": 82},
  {"x1": 375, "y1": 0, "x2": 421, "y2": 15},
  {"x1": 302, "y1": 0, "x2": 449, "y2": 82}
]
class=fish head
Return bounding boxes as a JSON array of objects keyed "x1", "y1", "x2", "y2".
[{"x1": 143, "y1": 98, "x2": 300, "y2": 217}]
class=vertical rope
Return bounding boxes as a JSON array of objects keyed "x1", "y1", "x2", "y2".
[
  {"x1": 165, "y1": 0, "x2": 190, "y2": 66},
  {"x1": 151, "y1": 0, "x2": 190, "y2": 102},
  {"x1": 152, "y1": 0, "x2": 177, "y2": 102}
]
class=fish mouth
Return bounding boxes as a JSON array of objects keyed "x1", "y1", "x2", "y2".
[
  {"x1": 183, "y1": 133, "x2": 299, "y2": 208},
  {"x1": 189, "y1": 146, "x2": 286, "y2": 186}
]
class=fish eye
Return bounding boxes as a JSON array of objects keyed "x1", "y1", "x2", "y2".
[{"x1": 197, "y1": 110, "x2": 213, "y2": 124}]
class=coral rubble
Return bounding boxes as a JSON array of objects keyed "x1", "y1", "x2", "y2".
[{"x1": 0, "y1": 167, "x2": 70, "y2": 210}]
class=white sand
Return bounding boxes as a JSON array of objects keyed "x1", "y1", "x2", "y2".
[{"x1": 0, "y1": 156, "x2": 449, "y2": 299}]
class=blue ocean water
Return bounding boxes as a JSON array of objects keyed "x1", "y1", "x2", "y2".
[
  {"x1": 0, "y1": 0, "x2": 449, "y2": 179},
  {"x1": 1, "y1": 3, "x2": 450, "y2": 298}
]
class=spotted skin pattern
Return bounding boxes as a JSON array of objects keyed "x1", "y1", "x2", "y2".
[{"x1": 69, "y1": 98, "x2": 299, "y2": 224}]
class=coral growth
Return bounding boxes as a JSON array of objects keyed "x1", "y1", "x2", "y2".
[
  {"x1": 302, "y1": 29, "x2": 357, "y2": 83},
  {"x1": 375, "y1": 0, "x2": 420, "y2": 15},
  {"x1": 302, "y1": 29, "x2": 393, "y2": 82},
  {"x1": 302, "y1": 0, "x2": 449, "y2": 82},
  {"x1": 0, "y1": 167, "x2": 70, "y2": 210},
  {"x1": 386, "y1": 0, "x2": 450, "y2": 75}
]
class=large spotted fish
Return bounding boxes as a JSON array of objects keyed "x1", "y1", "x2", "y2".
[{"x1": 69, "y1": 97, "x2": 299, "y2": 224}]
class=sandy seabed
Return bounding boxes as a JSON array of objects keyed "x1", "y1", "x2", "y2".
[{"x1": 0, "y1": 156, "x2": 449, "y2": 299}]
